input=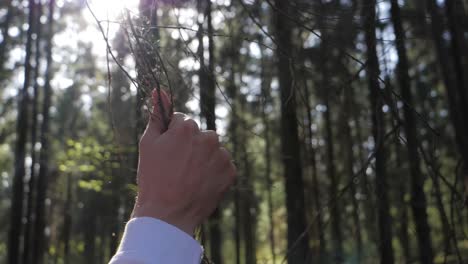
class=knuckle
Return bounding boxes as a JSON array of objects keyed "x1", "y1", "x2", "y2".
[
  {"x1": 228, "y1": 163, "x2": 237, "y2": 181},
  {"x1": 204, "y1": 130, "x2": 219, "y2": 146},
  {"x1": 182, "y1": 119, "x2": 199, "y2": 133},
  {"x1": 219, "y1": 147, "x2": 231, "y2": 161},
  {"x1": 168, "y1": 113, "x2": 186, "y2": 127},
  {"x1": 211, "y1": 134, "x2": 220, "y2": 146}
]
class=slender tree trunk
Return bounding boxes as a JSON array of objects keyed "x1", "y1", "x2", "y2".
[
  {"x1": 62, "y1": 175, "x2": 72, "y2": 264},
  {"x1": 23, "y1": 3, "x2": 43, "y2": 262},
  {"x1": 227, "y1": 53, "x2": 241, "y2": 264},
  {"x1": 84, "y1": 193, "x2": 97, "y2": 263},
  {"x1": 320, "y1": 41, "x2": 344, "y2": 264},
  {"x1": 315, "y1": 3, "x2": 343, "y2": 261},
  {"x1": 198, "y1": 0, "x2": 222, "y2": 262},
  {"x1": 8, "y1": 1, "x2": 35, "y2": 263},
  {"x1": 445, "y1": 0, "x2": 468, "y2": 102},
  {"x1": 238, "y1": 95, "x2": 257, "y2": 264},
  {"x1": 273, "y1": 1, "x2": 310, "y2": 262},
  {"x1": 260, "y1": 41, "x2": 276, "y2": 264},
  {"x1": 362, "y1": 1, "x2": 395, "y2": 263},
  {"x1": 418, "y1": 81, "x2": 459, "y2": 259},
  {"x1": 426, "y1": 0, "x2": 468, "y2": 192},
  {"x1": 33, "y1": 1, "x2": 55, "y2": 263},
  {"x1": 324, "y1": 89, "x2": 344, "y2": 263},
  {"x1": 389, "y1": 1, "x2": 434, "y2": 263},
  {"x1": 139, "y1": 0, "x2": 160, "y2": 42},
  {"x1": 0, "y1": 0, "x2": 13, "y2": 76},
  {"x1": 350, "y1": 84, "x2": 378, "y2": 247},
  {"x1": 431, "y1": 160, "x2": 453, "y2": 258},
  {"x1": 343, "y1": 85, "x2": 363, "y2": 262},
  {"x1": 445, "y1": 0, "x2": 468, "y2": 190},
  {"x1": 303, "y1": 75, "x2": 326, "y2": 263},
  {"x1": 393, "y1": 139, "x2": 411, "y2": 263}
]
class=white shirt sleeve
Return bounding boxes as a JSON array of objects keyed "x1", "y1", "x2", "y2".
[{"x1": 109, "y1": 217, "x2": 203, "y2": 264}]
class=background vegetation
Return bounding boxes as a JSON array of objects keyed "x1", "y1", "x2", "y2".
[{"x1": 1, "y1": 0, "x2": 468, "y2": 263}]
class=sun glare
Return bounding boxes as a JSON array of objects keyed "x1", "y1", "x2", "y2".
[{"x1": 85, "y1": 0, "x2": 138, "y2": 21}]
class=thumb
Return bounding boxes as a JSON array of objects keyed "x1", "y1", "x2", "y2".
[{"x1": 147, "y1": 88, "x2": 173, "y2": 138}]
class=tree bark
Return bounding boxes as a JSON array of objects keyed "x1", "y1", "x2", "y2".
[
  {"x1": 62, "y1": 175, "x2": 73, "y2": 264},
  {"x1": 273, "y1": 1, "x2": 310, "y2": 262},
  {"x1": 0, "y1": 0, "x2": 13, "y2": 76},
  {"x1": 23, "y1": 3, "x2": 43, "y2": 262},
  {"x1": 343, "y1": 85, "x2": 363, "y2": 262},
  {"x1": 320, "y1": 34, "x2": 344, "y2": 264},
  {"x1": 362, "y1": 1, "x2": 395, "y2": 263},
  {"x1": 84, "y1": 193, "x2": 97, "y2": 264},
  {"x1": 33, "y1": 1, "x2": 55, "y2": 263},
  {"x1": 445, "y1": 0, "x2": 468, "y2": 190},
  {"x1": 198, "y1": 0, "x2": 222, "y2": 262},
  {"x1": 393, "y1": 140, "x2": 411, "y2": 263},
  {"x1": 238, "y1": 95, "x2": 257, "y2": 264},
  {"x1": 8, "y1": 1, "x2": 35, "y2": 263},
  {"x1": 389, "y1": 1, "x2": 434, "y2": 263},
  {"x1": 302, "y1": 73, "x2": 326, "y2": 263},
  {"x1": 426, "y1": 0, "x2": 468, "y2": 193},
  {"x1": 226, "y1": 48, "x2": 241, "y2": 264},
  {"x1": 260, "y1": 38, "x2": 276, "y2": 264}
]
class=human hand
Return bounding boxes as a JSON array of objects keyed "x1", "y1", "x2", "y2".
[{"x1": 132, "y1": 89, "x2": 236, "y2": 235}]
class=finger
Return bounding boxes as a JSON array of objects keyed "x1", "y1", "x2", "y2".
[
  {"x1": 220, "y1": 148, "x2": 237, "y2": 189},
  {"x1": 182, "y1": 119, "x2": 200, "y2": 135},
  {"x1": 169, "y1": 114, "x2": 200, "y2": 135},
  {"x1": 148, "y1": 88, "x2": 173, "y2": 137},
  {"x1": 168, "y1": 112, "x2": 187, "y2": 130},
  {"x1": 212, "y1": 147, "x2": 237, "y2": 190},
  {"x1": 197, "y1": 130, "x2": 219, "y2": 149}
]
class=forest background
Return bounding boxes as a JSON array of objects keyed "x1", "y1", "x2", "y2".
[{"x1": 1, "y1": 0, "x2": 468, "y2": 263}]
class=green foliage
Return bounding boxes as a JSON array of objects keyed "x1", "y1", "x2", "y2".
[{"x1": 1, "y1": 0, "x2": 468, "y2": 263}]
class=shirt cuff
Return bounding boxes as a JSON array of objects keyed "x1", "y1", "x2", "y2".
[{"x1": 109, "y1": 217, "x2": 203, "y2": 264}]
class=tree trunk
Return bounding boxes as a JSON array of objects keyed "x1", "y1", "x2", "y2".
[
  {"x1": 33, "y1": 1, "x2": 55, "y2": 263},
  {"x1": 23, "y1": 3, "x2": 43, "y2": 262},
  {"x1": 198, "y1": 0, "x2": 222, "y2": 262},
  {"x1": 418, "y1": 83, "x2": 459, "y2": 260},
  {"x1": 362, "y1": 1, "x2": 395, "y2": 263},
  {"x1": 343, "y1": 85, "x2": 363, "y2": 262},
  {"x1": 389, "y1": 1, "x2": 434, "y2": 263},
  {"x1": 84, "y1": 194, "x2": 97, "y2": 264},
  {"x1": 315, "y1": 3, "x2": 344, "y2": 261},
  {"x1": 393, "y1": 140, "x2": 411, "y2": 263},
  {"x1": 239, "y1": 95, "x2": 257, "y2": 264},
  {"x1": 273, "y1": 0, "x2": 310, "y2": 262},
  {"x1": 0, "y1": 0, "x2": 13, "y2": 76},
  {"x1": 426, "y1": 0, "x2": 468, "y2": 193},
  {"x1": 431, "y1": 160, "x2": 454, "y2": 259},
  {"x1": 8, "y1": 1, "x2": 35, "y2": 262},
  {"x1": 351, "y1": 85, "x2": 378, "y2": 247},
  {"x1": 324, "y1": 87, "x2": 344, "y2": 263},
  {"x1": 226, "y1": 49, "x2": 241, "y2": 264},
  {"x1": 62, "y1": 175, "x2": 72, "y2": 264},
  {"x1": 445, "y1": 0, "x2": 468, "y2": 190},
  {"x1": 260, "y1": 38, "x2": 276, "y2": 264},
  {"x1": 320, "y1": 35, "x2": 344, "y2": 264},
  {"x1": 303, "y1": 77, "x2": 326, "y2": 263},
  {"x1": 445, "y1": 0, "x2": 468, "y2": 103}
]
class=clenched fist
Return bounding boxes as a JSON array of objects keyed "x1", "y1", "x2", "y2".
[{"x1": 132, "y1": 89, "x2": 236, "y2": 235}]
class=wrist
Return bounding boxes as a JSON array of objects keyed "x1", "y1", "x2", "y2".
[{"x1": 131, "y1": 202, "x2": 196, "y2": 235}]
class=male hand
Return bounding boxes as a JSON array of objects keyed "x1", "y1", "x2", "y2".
[{"x1": 132, "y1": 89, "x2": 236, "y2": 235}]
